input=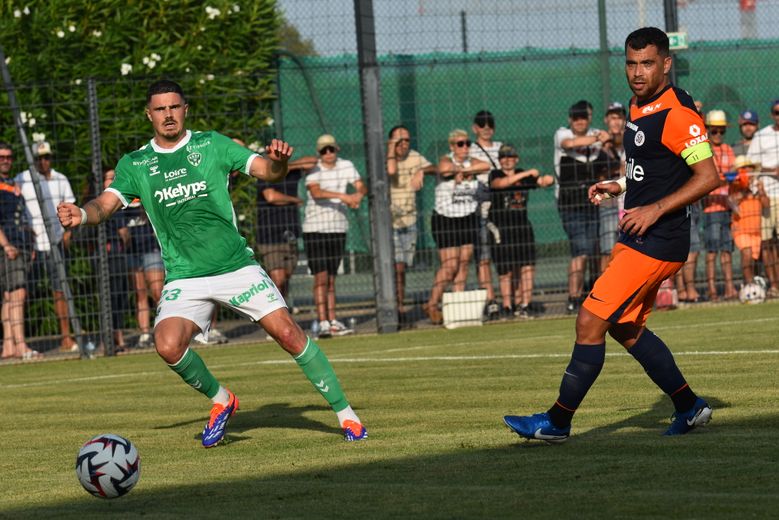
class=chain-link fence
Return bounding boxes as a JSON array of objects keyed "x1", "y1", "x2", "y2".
[{"x1": 3, "y1": 0, "x2": 779, "y2": 359}]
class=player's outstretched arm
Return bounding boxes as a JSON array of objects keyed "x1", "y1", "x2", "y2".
[
  {"x1": 589, "y1": 177, "x2": 626, "y2": 205},
  {"x1": 250, "y1": 139, "x2": 294, "y2": 183},
  {"x1": 57, "y1": 191, "x2": 123, "y2": 228}
]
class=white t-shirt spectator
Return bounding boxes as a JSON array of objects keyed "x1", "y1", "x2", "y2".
[
  {"x1": 303, "y1": 158, "x2": 361, "y2": 234},
  {"x1": 746, "y1": 125, "x2": 779, "y2": 198},
  {"x1": 469, "y1": 140, "x2": 502, "y2": 184},
  {"x1": 15, "y1": 168, "x2": 75, "y2": 251},
  {"x1": 434, "y1": 155, "x2": 479, "y2": 218}
]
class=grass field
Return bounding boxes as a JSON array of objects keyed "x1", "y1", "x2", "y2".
[{"x1": 1, "y1": 302, "x2": 778, "y2": 519}]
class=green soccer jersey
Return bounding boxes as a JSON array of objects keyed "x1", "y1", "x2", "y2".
[{"x1": 110, "y1": 130, "x2": 258, "y2": 281}]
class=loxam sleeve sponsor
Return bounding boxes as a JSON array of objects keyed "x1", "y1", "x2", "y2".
[{"x1": 661, "y1": 107, "x2": 712, "y2": 165}]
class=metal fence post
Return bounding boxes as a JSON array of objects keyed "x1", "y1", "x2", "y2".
[
  {"x1": 354, "y1": 0, "x2": 398, "y2": 333},
  {"x1": 87, "y1": 78, "x2": 115, "y2": 356}
]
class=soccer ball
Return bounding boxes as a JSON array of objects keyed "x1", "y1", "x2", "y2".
[
  {"x1": 76, "y1": 434, "x2": 140, "y2": 498},
  {"x1": 739, "y1": 282, "x2": 766, "y2": 305}
]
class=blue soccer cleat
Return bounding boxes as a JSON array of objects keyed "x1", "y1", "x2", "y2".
[
  {"x1": 664, "y1": 397, "x2": 712, "y2": 436},
  {"x1": 202, "y1": 390, "x2": 239, "y2": 448},
  {"x1": 504, "y1": 412, "x2": 570, "y2": 444},
  {"x1": 342, "y1": 420, "x2": 368, "y2": 442}
]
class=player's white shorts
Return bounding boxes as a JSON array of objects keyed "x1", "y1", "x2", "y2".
[{"x1": 154, "y1": 264, "x2": 286, "y2": 340}]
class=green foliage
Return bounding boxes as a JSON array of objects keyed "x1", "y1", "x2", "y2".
[
  {"x1": 0, "y1": 0, "x2": 280, "y2": 178},
  {"x1": 0, "y1": 1, "x2": 281, "y2": 337}
]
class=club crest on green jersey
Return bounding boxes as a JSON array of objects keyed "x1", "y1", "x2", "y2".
[{"x1": 187, "y1": 152, "x2": 202, "y2": 167}]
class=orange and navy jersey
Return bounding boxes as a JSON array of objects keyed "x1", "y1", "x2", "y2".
[{"x1": 620, "y1": 84, "x2": 711, "y2": 262}]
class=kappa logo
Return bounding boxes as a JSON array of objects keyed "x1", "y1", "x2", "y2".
[
  {"x1": 641, "y1": 102, "x2": 662, "y2": 114},
  {"x1": 229, "y1": 278, "x2": 272, "y2": 306},
  {"x1": 634, "y1": 130, "x2": 645, "y2": 147},
  {"x1": 187, "y1": 152, "x2": 202, "y2": 167}
]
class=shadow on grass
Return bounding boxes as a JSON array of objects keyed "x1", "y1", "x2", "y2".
[
  {"x1": 154, "y1": 402, "x2": 340, "y2": 444},
  {"x1": 6, "y1": 397, "x2": 776, "y2": 519}
]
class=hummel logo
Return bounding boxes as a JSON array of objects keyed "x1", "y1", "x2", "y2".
[
  {"x1": 315, "y1": 379, "x2": 330, "y2": 392},
  {"x1": 192, "y1": 380, "x2": 202, "y2": 390}
]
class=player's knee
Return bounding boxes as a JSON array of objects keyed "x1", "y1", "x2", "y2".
[
  {"x1": 154, "y1": 329, "x2": 188, "y2": 364},
  {"x1": 273, "y1": 323, "x2": 307, "y2": 356}
]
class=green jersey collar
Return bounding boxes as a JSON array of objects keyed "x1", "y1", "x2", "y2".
[{"x1": 150, "y1": 130, "x2": 192, "y2": 154}]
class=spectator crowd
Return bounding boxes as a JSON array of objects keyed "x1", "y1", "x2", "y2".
[{"x1": 3, "y1": 97, "x2": 779, "y2": 359}]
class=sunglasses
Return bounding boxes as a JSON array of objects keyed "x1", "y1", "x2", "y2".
[
  {"x1": 395, "y1": 138, "x2": 410, "y2": 143},
  {"x1": 319, "y1": 146, "x2": 336, "y2": 154},
  {"x1": 0, "y1": 155, "x2": 12, "y2": 161},
  {"x1": 452, "y1": 140, "x2": 471, "y2": 148},
  {"x1": 773, "y1": 110, "x2": 779, "y2": 116},
  {"x1": 499, "y1": 155, "x2": 518, "y2": 159},
  {"x1": 708, "y1": 128, "x2": 726, "y2": 135},
  {"x1": 476, "y1": 121, "x2": 495, "y2": 129}
]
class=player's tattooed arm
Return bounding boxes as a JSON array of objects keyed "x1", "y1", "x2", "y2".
[{"x1": 57, "y1": 191, "x2": 123, "y2": 228}]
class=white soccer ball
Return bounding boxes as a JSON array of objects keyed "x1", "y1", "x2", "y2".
[
  {"x1": 76, "y1": 434, "x2": 140, "y2": 499},
  {"x1": 739, "y1": 282, "x2": 766, "y2": 305}
]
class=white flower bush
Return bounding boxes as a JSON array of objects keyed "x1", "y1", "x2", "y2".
[{"x1": 120, "y1": 63, "x2": 133, "y2": 76}]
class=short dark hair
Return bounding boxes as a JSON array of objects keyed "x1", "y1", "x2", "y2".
[
  {"x1": 388, "y1": 124, "x2": 409, "y2": 139},
  {"x1": 473, "y1": 110, "x2": 495, "y2": 128},
  {"x1": 569, "y1": 100, "x2": 593, "y2": 118},
  {"x1": 625, "y1": 27, "x2": 670, "y2": 57},
  {"x1": 146, "y1": 80, "x2": 186, "y2": 104},
  {"x1": 0, "y1": 142, "x2": 12, "y2": 153}
]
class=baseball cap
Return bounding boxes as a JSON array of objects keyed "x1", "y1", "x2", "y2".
[
  {"x1": 497, "y1": 144, "x2": 518, "y2": 159},
  {"x1": 606, "y1": 101, "x2": 626, "y2": 116},
  {"x1": 316, "y1": 134, "x2": 338, "y2": 152},
  {"x1": 739, "y1": 110, "x2": 759, "y2": 125},
  {"x1": 705, "y1": 109, "x2": 728, "y2": 127},
  {"x1": 34, "y1": 141, "x2": 52, "y2": 157},
  {"x1": 473, "y1": 110, "x2": 495, "y2": 128},
  {"x1": 569, "y1": 100, "x2": 592, "y2": 119}
]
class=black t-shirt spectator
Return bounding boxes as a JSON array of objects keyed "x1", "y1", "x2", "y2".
[
  {"x1": 256, "y1": 168, "x2": 302, "y2": 245},
  {"x1": 0, "y1": 177, "x2": 33, "y2": 250},
  {"x1": 489, "y1": 168, "x2": 541, "y2": 229}
]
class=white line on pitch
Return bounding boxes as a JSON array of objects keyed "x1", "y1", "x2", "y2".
[{"x1": 2, "y1": 349, "x2": 777, "y2": 389}]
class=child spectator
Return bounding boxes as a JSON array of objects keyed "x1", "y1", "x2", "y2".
[{"x1": 729, "y1": 156, "x2": 769, "y2": 286}]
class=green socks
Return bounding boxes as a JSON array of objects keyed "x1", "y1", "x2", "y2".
[
  {"x1": 295, "y1": 338, "x2": 349, "y2": 412},
  {"x1": 168, "y1": 348, "x2": 220, "y2": 399}
]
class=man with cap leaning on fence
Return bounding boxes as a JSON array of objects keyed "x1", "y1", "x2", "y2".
[
  {"x1": 15, "y1": 141, "x2": 78, "y2": 352},
  {"x1": 733, "y1": 109, "x2": 759, "y2": 157},
  {"x1": 302, "y1": 133, "x2": 367, "y2": 337},
  {"x1": 701, "y1": 109, "x2": 738, "y2": 301},
  {"x1": 554, "y1": 100, "x2": 611, "y2": 314},
  {"x1": 746, "y1": 99, "x2": 779, "y2": 298}
]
